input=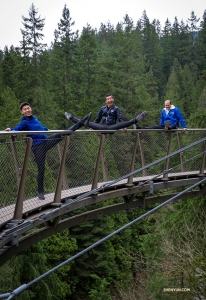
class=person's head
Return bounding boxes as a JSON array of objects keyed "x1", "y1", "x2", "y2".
[
  {"x1": 20, "y1": 102, "x2": 32, "y2": 117},
  {"x1": 164, "y1": 100, "x2": 172, "y2": 110},
  {"x1": 105, "y1": 94, "x2": 114, "y2": 108}
]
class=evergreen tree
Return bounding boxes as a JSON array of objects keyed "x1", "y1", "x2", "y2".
[
  {"x1": 140, "y1": 11, "x2": 164, "y2": 94},
  {"x1": 187, "y1": 11, "x2": 200, "y2": 68},
  {"x1": 197, "y1": 10, "x2": 206, "y2": 72},
  {"x1": 21, "y1": 3, "x2": 47, "y2": 65},
  {"x1": 0, "y1": 243, "x2": 61, "y2": 299},
  {"x1": 74, "y1": 24, "x2": 98, "y2": 113},
  {"x1": 51, "y1": 4, "x2": 79, "y2": 128},
  {"x1": 0, "y1": 87, "x2": 20, "y2": 129},
  {"x1": 111, "y1": 15, "x2": 145, "y2": 118},
  {"x1": 19, "y1": 3, "x2": 48, "y2": 108},
  {"x1": 1, "y1": 46, "x2": 16, "y2": 90},
  {"x1": 164, "y1": 59, "x2": 182, "y2": 108}
]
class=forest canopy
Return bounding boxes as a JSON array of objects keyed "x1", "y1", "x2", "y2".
[{"x1": 0, "y1": 4, "x2": 206, "y2": 130}]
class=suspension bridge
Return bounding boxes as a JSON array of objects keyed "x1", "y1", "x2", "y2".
[{"x1": 0, "y1": 128, "x2": 206, "y2": 270}]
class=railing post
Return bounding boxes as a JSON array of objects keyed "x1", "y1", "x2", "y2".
[
  {"x1": 177, "y1": 132, "x2": 185, "y2": 172},
  {"x1": 53, "y1": 136, "x2": 70, "y2": 204},
  {"x1": 91, "y1": 134, "x2": 105, "y2": 190},
  {"x1": 127, "y1": 134, "x2": 139, "y2": 185},
  {"x1": 199, "y1": 137, "x2": 206, "y2": 177},
  {"x1": 10, "y1": 135, "x2": 21, "y2": 187},
  {"x1": 57, "y1": 143, "x2": 69, "y2": 189},
  {"x1": 13, "y1": 137, "x2": 32, "y2": 221},
  {"x1": 138, "y1": 132, "x2": 147, "y2": 177},
  {"x1": 162, "y1": 132, "x2": 173, "y2": 181}
]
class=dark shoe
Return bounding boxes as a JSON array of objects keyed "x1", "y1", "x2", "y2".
[
  {"x1": 65, "y1": 112, "x2": 81, "y2": 123},
  {"x1": 81, "y1": 112, "x2": 92, "y2": 128},
  {"x1": 164, "y1": 120, "x2": 170, "y2": 131},
  {"x1": 38, "y1": 193, "x2": 45, "y2": 200},
  {"x1": 136, "y1": 124, "x2": 142, "y2": 129},
  {"x1": 65, "y1": 112, "x2": 73, "y2": 121},
  {"x1": 135, "y1": 111, "x2": 147, "y2": 122}
]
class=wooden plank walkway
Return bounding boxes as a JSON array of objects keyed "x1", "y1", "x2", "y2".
[{"x1": 0, "y1": 171, "x2": 204, "y2": 228}]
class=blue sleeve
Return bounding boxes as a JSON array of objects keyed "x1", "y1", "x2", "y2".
[
  {"x1": 11, "y1": 120, "x2": 27, "y2": 131},
  {"x1": 94, "y1": 107, "x2": 103, "y2": 123},
  {"x1": 116, "y1": 107, "x2": 124, "y2": 122},
  {"x1": 175, "y1": 108, "x2": 187, "y2": 128},
  {"x1": 159, "y1": 110, "x2": 165, "y2": 125}
]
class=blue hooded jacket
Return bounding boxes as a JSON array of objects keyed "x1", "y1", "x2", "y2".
[
  {"x1": 94, "y1": 104, "x2": 124, "y2": 125},
  {"x1": 11, "y1": 115, "x2": 48, "y2": 145},
  {"x1": 160, "y1": 105, "x2": 187, "y2": 128}
]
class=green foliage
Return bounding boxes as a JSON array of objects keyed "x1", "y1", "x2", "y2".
[
  {"x1": 88, "y1": 274, "x2": 111, "y2": 300},
  {"x1": 0, "y1": 87, "x2": 20, "y2": 129},
  {"x1": 0, "y1": 243, "x2": 61, "y2": 299},
  {"x1": 43, "y1": 230, "x2": 78, "y2": 298},
  {"x1": 140, "y1": 197, "x2": 206, "y2": 299}
]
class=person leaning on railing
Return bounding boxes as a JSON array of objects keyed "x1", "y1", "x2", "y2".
[
  {"x1": 136, "y1": 100, "x2": 187, "y2": 131},
  {"x1": 65, "y1": 94, "x2": 147, "y2": 131},
  {"x1": 4, "y1": 102, "x2": 92, "y2": 200}
]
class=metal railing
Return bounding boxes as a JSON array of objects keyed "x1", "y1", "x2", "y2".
[{"x1": 0, "y1": 128, "x2": 206, "y2": 230}]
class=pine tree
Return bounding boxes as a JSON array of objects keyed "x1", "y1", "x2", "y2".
[
  {"x1": 21, "y1": 3, "x2": 47, "y2": 64},
  {"x1": 111, "y1": 15, "x2": 145, "y2": 118},
  {"x1": 51, "y1": 4, "x2": 79, "y2": 128},
  {"x1": 197, "y1": 10, "x2": 206, "y2": 72},
  {"x1": 74, "y1": 24, "x2": 98, "y2": 113},
  {"x1": 140, "y1": 11, "x2": 164, "y2": 95}
]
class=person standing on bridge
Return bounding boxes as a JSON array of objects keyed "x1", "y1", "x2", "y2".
[
  {"x1": 65, "y1": 94, "x2": 147, "y2": 130},
  {"x1": 5, "y1": 102, "x2": 92, "y2": 200},
  {"x1": 136, "y1": 100, "x2": 187, "y2": 131}
]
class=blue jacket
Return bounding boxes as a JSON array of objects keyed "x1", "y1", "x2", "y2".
[
  {"x1": 94, "y1": 104, "x2": 124, "y2": 125},
  {"x1": 11, "y1": 115, "x2": 48, "y2": 145},
  {"x1": 160, "y1": 105, "x2": 187, "y2": 128}
]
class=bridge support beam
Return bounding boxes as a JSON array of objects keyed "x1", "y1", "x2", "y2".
[
  {"x1": 92, "y1": 134, "x2": 105, "y2": 190},
  {"x1": 162, "y1": 133, "x2": 173, "y2": 181},
  {"x1": 53, "y1": 136, "x2": 70, "y2": 205},
  {"x1": 127, "y1": 134, "x2": 139, "y2": 186},
  {"x1": 177, "y1": 132, "x2": 185, "y2": 172},
  {"x1": 12, "y1": 137, "x2": 32, "y2": 222},
  {"x1": 199, "y1": 138, "x2": 206, "y2": 176}
]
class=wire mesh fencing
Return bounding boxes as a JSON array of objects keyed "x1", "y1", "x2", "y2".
[{"x1": 0, "y1": 129, "x2": 206, "y2": 227}]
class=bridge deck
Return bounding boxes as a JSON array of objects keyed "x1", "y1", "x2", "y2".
[{"x1": 0, "y1": 171, "x2": 202, "y2": 228}]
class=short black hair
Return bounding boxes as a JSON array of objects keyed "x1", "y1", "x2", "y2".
[
  {"x1": 20, "y1": 102, "x2": 30, "y2": 110},
  {"x1": 105, "y1": 94, "x2": 114, "y2": 100}
]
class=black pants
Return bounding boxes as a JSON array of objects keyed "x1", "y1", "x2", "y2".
[
  {"x1": 87, "y1": 120, "x2": 136, "y2": 130},
  {"x1": 32, "y1": 122, "x2": 81, "y2": 194}
]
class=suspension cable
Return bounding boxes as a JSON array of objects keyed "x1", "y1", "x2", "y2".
[{"x1": 4, "y1": 176, "x2": 206, "y2": 300}]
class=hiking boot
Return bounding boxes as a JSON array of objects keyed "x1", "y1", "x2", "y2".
[
  {"x1": 38, "y1": 193, "x2": 45, "y2": 200},
  {"x1": 81, "y1": 112, "x2": 92, "y2": 128},
  {"x1": 134, "y1": 111, "x2": 147, "y2": 122},
  {"x1": 65, "y1": 112, "x2": 80, "y2": 123},
  {"x1": 164, "y1": 120, "x2": 170, "y2": 131}
]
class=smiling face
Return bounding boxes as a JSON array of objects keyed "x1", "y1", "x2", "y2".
[
  {"x1": 21, "y1": 104, "x2": 32, "y2": 117},
  {"x1": 165, "y1": 100, "x2": 171, "y2": 110},
  {"x1": 105, "y1": 95, "x2": 114, "y2": 108}
]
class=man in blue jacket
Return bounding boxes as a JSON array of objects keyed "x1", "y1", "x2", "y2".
[
  {"x1": 136, "y1": 100, "x2": 187, "y2": 131},
  {"x1": 65, "y1": 94, "x2": 147, "y2": 130},
  {"x1": 5, "y1": 102, "x2": 92, "y2": 200}
]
